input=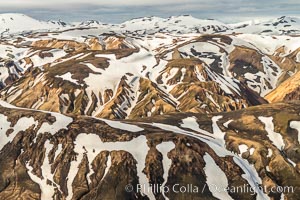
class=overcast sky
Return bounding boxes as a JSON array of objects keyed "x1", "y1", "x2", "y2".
[{"x1": 0, "y1": 0, "x2": 300, "y2": 23}]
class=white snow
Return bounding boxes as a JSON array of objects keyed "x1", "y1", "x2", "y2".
[
  {"x1": 290, "y1": 121, "x2": 300, "y2": 145},
  {"x1": 238, "y1": 145, "x2": 255, "y2": 156},
  {"x1": 67, "y1": 134, "x2": 147, "y2": 200},
  {"x1": 54, "y1": 144, "x2": 62, "y2": 161},
  {"x1": 1, "y1": 14, "x2": 300, "y2": 200},
  {"x1": 0, "y1": 101, "x2": 73, "y2": 139},
  {"x1": 150, "y1": 119, "x2": 270, "y2": 199},
  {"x1": 281, "y1": 193, "x2": 285, "y2": 200},
  {"x1": 233, "y1": 157, "x2": 269, "y2": 200},
  {"x1": 223, "y1": 120, "x2": 233, "y2": 128},
  {"x1": 100, "y1": 119, "x2": 144, "y2": 132},
  {"x1": 0, "y1": 114, "x2": 13, "y2": 151},
  {"x1": 296, "y1": 52, "x2": 300, "y2": 63},
  {"x1": 6, "y1": 88, "x2": 23, "y2": 102},
  {"x1": 37, "y1": 112, "x2": 73, "y2": 136},
  {"x1": 119, "y1": 15, "x2": 227, "y2": 35},
  {"x1": 260, "y1": 56, "x2": 282, "y2": 96},
  {"x1": 287, "y1": 158, "x2": 297, "y2": 167},
  {"x1": 30, "y1": 49, "x2": 67, "y2": 67},
  {"x1": 0, "y1": 66, "x2": 10, "y2": 84},
  {"x1": 212, "y1": 116, "x2": 226, "y2": 147},
  {"x1": 55, "y1": 72, "x2": 79, "y2": 85},
  {"x1": 0, "y1": 100, "x2": 17, "y2": 108},
  {"x1": 156, "y1": 142, "x2": 175, "y2": 200},
  {"x1": 0, "y1": 116, "x2": 37, "y2": 151},
  {"x1": 238, "y1": 144, "x2": 248, "y2": 156},
  {"x1": 67, "y1": 133, "x2": 173, "y2": 200},
  {"x1": 258, "y1": 117, "x2": 285, "y2": 150},
  {"x1": 84, "y1": 49, "x2": 157, "y2": 114},
  {"x1": 0, "y1": 13, "x2": 64, "y2": 35},
  {"x1": 204, "y1": 153, "x2": 233, "y2": 200},
  {"x1": 267, "y1": 149, "x2": 273, "y2": 158},
  {"x1": 27, "y1": 141, "x2": 62, "y2": 200},
  {"x1": 82, "y1": 62, "x2": 103, "y2": 73},
  {"x1": 100, "y1": 154, "x2": 111, "y2": 182},
  {"x1": 181, "y1": 117, "x2": 207, "y2": 133}
]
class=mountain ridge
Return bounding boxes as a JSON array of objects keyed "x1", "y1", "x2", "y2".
[
  {"x1": 1, "y1": 13, "x2": 300, "y2": 36},
  {"x1": 0, "y1": 12, "x2": 300, "y2": 200},
  {"x1": 0, "y1": 100, "x2": 300, "y2": 199}
]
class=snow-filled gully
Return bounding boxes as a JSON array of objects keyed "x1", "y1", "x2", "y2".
[
  {"x1": 151, "y1": 116, "x2": 269, "y2": 200},
  {"x1": 62, "y1": 116, "x2": 271, "y2": 200}
]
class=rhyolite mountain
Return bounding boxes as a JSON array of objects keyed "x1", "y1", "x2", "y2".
[
  {"x1": 0, "y1": 13, "x2": 300, "y2": 200},
  {"x1": 0, "y1": 100, "x2": 300, "y2": 200}
]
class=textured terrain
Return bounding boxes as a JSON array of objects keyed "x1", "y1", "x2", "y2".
[{"x1": 0, "y1": 13, "x2": 300, "y2": 200}]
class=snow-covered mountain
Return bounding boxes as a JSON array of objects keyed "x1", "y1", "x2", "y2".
[
  {"x1": 231, "y1": 16, "x2": 300, "y2": 35},
  {"x1": 116, "y1": 15, "x2": 230, "y2": 34},
  {"x1": 72, "y1": 15, "x2": 300, "y2": 35},
  {"x1": 1, "y1": 14, "x2": 300, "y2": 120},
  {"x1": 1, "y1": 25, "x2": 300, "y2": 119},
  {"x1": 0, "y1": 100, "x2": 300, "y2": 200},
  {"x1": 0, "y1": 13, "x2": 300, "y2": 200},
  {"x1": 2, "y1": 14, "x2": 300, "y2": 36},
  {"x1": 0, "y1": 13, "x2": 67, "y2": 35}
]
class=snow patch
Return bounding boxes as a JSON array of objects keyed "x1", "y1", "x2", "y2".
[
  {"x1": 55, "y1": 72, "x2": 79, "y2": 85},
  {"x1": 156, "y1": 142, "x2": 175, "y2": 200},
  {"x1": 290, "y1": 121, "x2": 300, "y2": 145},
  {"x1": 100, "y1": 119, "x2": 144, "y2": 132},
  {"x1": 204, "y1": 153, "x2": 233, "y2": 200},
  {"x1": 258, "y1": 117, "x2": 285, "y2": 150}
]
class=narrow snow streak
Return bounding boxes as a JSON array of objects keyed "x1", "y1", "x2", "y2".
[
  {"x1": 151, "y1": 117, "x2": 269, "y2": 200},
  {"x1": 100, "y1": 119, "x2": 144, "y2": 132},
  {"x1": 156, "y1": 142, "x2": 175, "y2": 200},
  {"x1": 66, "y1": 133, "x2": 174, "y2": 200}
]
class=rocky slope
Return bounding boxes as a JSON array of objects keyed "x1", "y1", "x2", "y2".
[
  {"x1": 266, "y1": 71, "x2": 300, "y2": 103},
  {"x1": 0, "y1": 101, "x2": 300, "y2": 200},
  {"x1": 2, "y1": 21, "x2": 300, "y2": 119}
]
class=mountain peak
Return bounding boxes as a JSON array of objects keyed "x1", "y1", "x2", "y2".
[{"x1": 0, "y1": 13, "x2": 66, "y2": 35}]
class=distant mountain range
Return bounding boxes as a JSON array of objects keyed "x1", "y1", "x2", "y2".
[{"x1": 1, "y1": 13, "x2": 300, "y2": 35}]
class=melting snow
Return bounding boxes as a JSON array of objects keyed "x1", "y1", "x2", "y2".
[
  {"x1": 204, "y1": 153, "x2": 233, "y2": 200},
  {"x1": 212, "y1": 116, "x2": 226, "y2": 146},
  {"x1": 66, "y1": 133, "x2": 172, "y2": 200},
  {"x1": 37, "y1": 112, "x2": 73, "y2": 136},
  {"x1": 290, "y1": 121, "x2": 300, "y2": 145},
  {"x1": 100, "y1": 119, "x2": 144, "y2": 132},
  {"x1": 258, "y1": 117, "x2": 285, "y2": 150},
  {"x1": 27, "y1": 141, "x2": 62, "y2": 200},
  {"x1": 267, "y1": 149, "x2": 273, "y2": 158},
  {"x1": 223, "y1": 120, "x2": 233, "y2": 128},
  {"x1": 296, "y1": 52, "x2": 300, "y2": 63},
  {"x1": 151, "y1": 118, "x2": 270, "y2": 200},
  {"x1": 0, "y1": 116, "x2": 37, "y2": 151},
  {"x1": 238, "y1": 144, "x2": 248, "y2": 156},
  {"x1": 287, "y1": 158, "x2": 297, "y2": 167},
  {"x1": 30, "y1": 49, "x2": 67, "y2": 67},
  {"x1": 181, "y1": 116, "x2": 211, "y2": 136},
  {"x1": 156, "y1": 142, "x2": 175, "y2": 200},
  {"x1": 55, "y1": 72, "x2": 79, "y2": 85}
]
